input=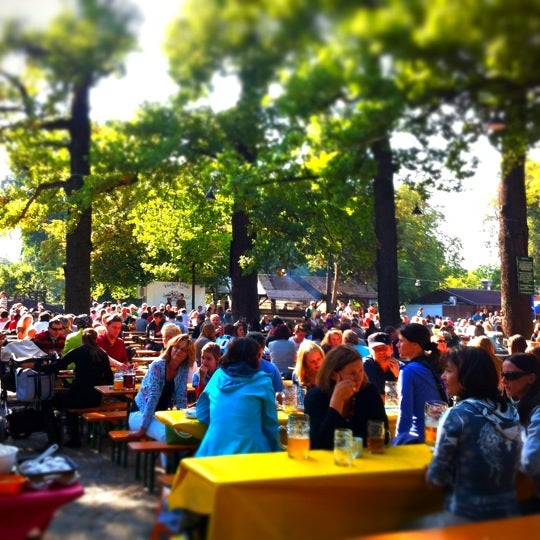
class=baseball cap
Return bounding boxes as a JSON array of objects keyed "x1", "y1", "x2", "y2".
[
  {"x1": 75, "y1": 314, "x2": 92, "y2": 329},
  {"x1": 368, "y1": 332, "x2": 391, "y2": 348}
]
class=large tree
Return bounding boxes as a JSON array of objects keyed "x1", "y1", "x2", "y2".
[
  {"x1": 165, "y1": 0, "x2": 323, "y2": 321},
  {"x1": 0, "y1": 0, "x2": 138, "y2": 313},
  {"x1": 367, "y1": 0, "x2": 540, "y2": 336}
]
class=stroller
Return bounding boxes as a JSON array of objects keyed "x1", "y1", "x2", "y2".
[{"x1": 0, "y1": 352, "x2": 59, "y2": 442}]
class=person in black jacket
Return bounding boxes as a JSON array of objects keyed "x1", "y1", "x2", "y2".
[
  {"x1": 52, "y1": 328, "x2": 114, "y2": 447},
  {"x1": 304, "y1": 344, "x2": 388, "y2": 449}
]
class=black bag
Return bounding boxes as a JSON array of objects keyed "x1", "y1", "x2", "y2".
[
  {"x1": 6, "y1": 407, "x2": 45, "y2": 438},
  {"x1": 1, "y1": 366, "x2": 16, "y2": 392}
]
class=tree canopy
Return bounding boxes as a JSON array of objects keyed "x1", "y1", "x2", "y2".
[{"x1": 0, "y1": 0, "x2": 521, "y2": 322}]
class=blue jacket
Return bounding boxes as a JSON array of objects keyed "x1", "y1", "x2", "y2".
[
  {"x1": 133, "y1": 358, "x2": 190, "y2": 430},
  {"x1": 428, "y1": 398, "x2": 520, "y2": 520},
  {"x1": 195, "y1": 366, "x2": 280, "y2": 457},
  {"x1": 395, "y1": 357, "x2": 445, "y2": 444},
  {"x1": 260, "y1": 359, "x2": 284, "y2": 393},
  {"x1": 521, "y1": 404, "x2": 540, "y2": 496}
]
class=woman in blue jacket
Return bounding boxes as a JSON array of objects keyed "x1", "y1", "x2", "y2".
[
  {"x1": 395, "y1": 323, "x2": 448, "y2": 444},
  {"x1": 196, "y1": 337, "x2": 280, "y2": 457},
  {"x1": 423, "y1": 346, "x2": 520, "y2": 526}
]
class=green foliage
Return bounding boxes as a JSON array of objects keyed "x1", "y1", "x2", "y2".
[
  {"x1": 443, "y1": 265, "x2": 501, "y2": 291},
  {"x1": 526, "y1": 160, "x2": 540, "y2": 292},
  {"x1": 395, "y1": 184, "x2": 463, "y2": 302},
  {"x1": 0, "y1": 1, "x2": 139, "y2": 308}
]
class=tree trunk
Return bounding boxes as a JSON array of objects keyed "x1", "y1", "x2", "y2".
[
  {"x1": 499, "y1": 135, "x2": 533, "y2": 338},
  {"x1": 64, "y1": 82, "x2": 92, "y2": 315},
  {"x1": 331, "y1": 262, "x2": 340, "y2": 309},
  {"x1": 325, "y1": 260, "x2": 334, "y2": 312},
  {"x1": 371, "y1": 138, "x2": 400, "y2": 329},
  {"x1": 229, "y1": 208, "x2": 259, "y2": 323}
]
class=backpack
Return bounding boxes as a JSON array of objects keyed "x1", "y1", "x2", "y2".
[
  {"x1": 15, "y1": 367, "x2": 56, "y2": 402},
  {"x1": 6, "y1": 406, "x2": 45, "y2": 438}
]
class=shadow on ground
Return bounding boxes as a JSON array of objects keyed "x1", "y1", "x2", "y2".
[{"x1": 10, "y1": 431, "x2": 159, "y2": 540}]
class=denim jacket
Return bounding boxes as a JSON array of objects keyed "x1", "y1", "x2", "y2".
[{"x1": 133, "y1": 358, "x2": 190, "y2": 430}]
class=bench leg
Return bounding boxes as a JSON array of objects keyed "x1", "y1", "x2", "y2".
[{"x1": 134, "y1": 452, "x2": 141, "y2": 481}]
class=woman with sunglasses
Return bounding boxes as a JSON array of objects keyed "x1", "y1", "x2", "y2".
[{"x1": 502, "y1": 353, "x2": 540, "y2": 513}]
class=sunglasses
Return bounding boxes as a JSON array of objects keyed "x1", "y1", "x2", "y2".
[
  {"x1": 501, "y1": 371, "x2": 529, "y2": 381},
  {"x1": 437, "y1": 340, "x2": 446, "y2": 343}
]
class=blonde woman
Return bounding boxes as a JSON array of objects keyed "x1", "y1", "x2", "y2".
[
  {"x1": 128, "y1": 334, "x2": 196, "y2": 441},
  {"x1": 293, "y1": 340, "x2": 325, "y2": 390},
  {"x1": 320, "y1": 328, "x2": 343, "y2": 354}
]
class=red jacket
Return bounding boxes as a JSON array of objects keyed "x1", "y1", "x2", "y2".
[{"x1": 32, "y1": 330, "x2": 65, "y2": 355}]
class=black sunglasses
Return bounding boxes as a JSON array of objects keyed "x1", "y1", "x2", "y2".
[{"x1": 501, "y1": 371, "x2": 529, "y2": 381}]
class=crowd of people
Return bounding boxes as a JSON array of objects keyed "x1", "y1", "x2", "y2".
[{"x1": 1, "y1": 295, "x2": 540, "y2": 529}]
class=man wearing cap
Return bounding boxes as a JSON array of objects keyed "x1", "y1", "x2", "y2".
[{"x1": 363, "y1": 332, "x2": 400, "y2": 398}]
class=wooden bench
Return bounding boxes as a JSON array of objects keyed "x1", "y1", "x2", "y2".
[
  {"x1": 108, "y1": 429, "x2": 147, "y2": 467},
  {"x1": 128, "y1": 440, "x2": 198, "y2": 493},
  {"x1": 67, "y1": 401, "x2": 128, "y2": 414},
  {"x1": 66, "y1": 401, "x2": 128, "y2": 443},
  {"x1": 81, "y1": 410, "x2": 128, "y2": 451},
  {"x1": 156, "y1": 473, "x2": 175, "y2": 488}
]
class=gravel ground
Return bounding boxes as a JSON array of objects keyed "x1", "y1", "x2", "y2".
[{"x1": 9, "y1": 430, "x2": 160, "y2": 540}]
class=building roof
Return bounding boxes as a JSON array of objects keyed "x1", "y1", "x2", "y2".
[
  {"x1": 258, "y1": 274, "x2": 377, "y2": 303},
  {"x1": 413, "y1": 288, "x2": 501, "y2": 307}
]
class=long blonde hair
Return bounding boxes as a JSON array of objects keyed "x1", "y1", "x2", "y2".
[
  {"x1": 294, "y1": 340, "x2": 324, "y2": 387},
  {"x1": 163, "y1": 334, "x2": 196, "y2": 368}
]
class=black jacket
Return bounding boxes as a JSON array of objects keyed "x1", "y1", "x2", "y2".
[{"x1": 304, "y1": 383, "x2": 388, "y2": 449}]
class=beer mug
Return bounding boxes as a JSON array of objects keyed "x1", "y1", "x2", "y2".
[
  {"x1": 280, "y1": 385, "x2": 298, "y2": 414},
  {"x1": 279, "y1": 413, "x2": 310, "y2": 459},
  {"x1": 113, "y1": 372, "x2": 124, "y2": 390},
  {"x1": 334, "y1": 428, "x2": 354, "y2": 466},
  {"x1": 424, "y1": 400, "x2": 448, "y2": 447},
  {"x1": 123, "y1": 370, "x2": 135, "y2": 389},
  {"x1": 384, "y1": 381, "x2": 399, "y2": 408},
  {"x1": 352, "y1": 437, "x2": 363, "y2": 458},
  {"x1": 367, "y1": 420, "x2": 386, "y2": 454}
]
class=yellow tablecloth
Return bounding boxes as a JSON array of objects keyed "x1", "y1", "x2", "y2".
[
  {"x1": 168, "y1": 446, "x2": 440, "y2": 540},
  {"x1": 155, "y1": 409, "x2": 289, "y2": 440}
]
